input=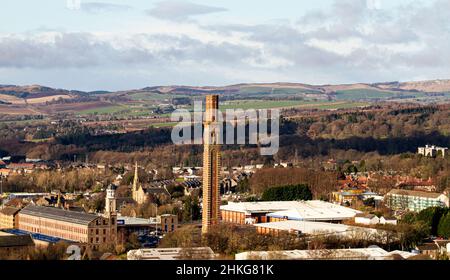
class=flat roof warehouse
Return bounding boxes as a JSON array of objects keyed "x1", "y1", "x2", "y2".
[{"x1": 220, "y1": 201, "x2": 362, "y2": 221}]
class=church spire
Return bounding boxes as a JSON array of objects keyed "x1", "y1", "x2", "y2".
[{"x1": 133, "y1": 161, "x2": 139, "y2": 192}]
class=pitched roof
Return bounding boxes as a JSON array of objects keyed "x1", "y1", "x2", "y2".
[
  {"x1": 117, "y1": 197, "x2": 135, "y2": 205},
  {"x1": 7, "y1": 163, "x2": 34, "y2": 169},
  {"x1": 417, "y1": 243, "x2": 440, "y2": 251},
  {"x1": 19, "y1": 205, "x2": 99, "y2": 225},
  {"x1": 144, "y1": 187, "x2": 170, "y2": 196},
  {"x1": 0, "y1": 234, "x2": 34, "y2": 247},
  {"x1": 0, "y1": 207, "x2": 20, "y2": 216},
  {"x1": 387, "y1": 189, "x2": 443, "y2": 199},
  {"x1": 355, "y1": 214, "x2": 377, "y2": 219}
]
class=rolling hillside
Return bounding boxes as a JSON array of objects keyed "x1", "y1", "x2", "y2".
[{"x1": 1, "y1": 79, "x2": 450, "y2": 116}]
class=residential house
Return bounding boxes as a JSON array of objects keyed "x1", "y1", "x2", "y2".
[
  {"x1": 380, "y1": 217, "x2": 398, "y2": 225},
  {"x1": 354, "y1": 214, "x2": 380, "y2": 225}
]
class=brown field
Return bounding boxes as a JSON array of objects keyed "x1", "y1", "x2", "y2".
[
  {"x1": 398, "y1": 80, "x2": 450, "y2": 92},
  {"x1": 0, "y1": 94, "x2": 26, "y2": 105},
  {"x1": 0, "y1": 105, "x2": 42, "y2": 115},
  {"x1": 0, "y1": 93, "x2": 74, "y2": 105},
  {"x1": 0, "y1": 100, "x2": 117, "y2": 115},
  {"x1": 38, "y1": 101, "x2": 114, "y2": 114},
  {"x1": 321, "y1": 83, "x2": 379, "y2": 93},
  {"x1": 25, "y1": 94, "x2": 73, "y2": 104}
]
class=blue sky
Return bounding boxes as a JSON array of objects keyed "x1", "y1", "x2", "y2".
[{"x1": 0, "y1": 0, "x2": 449, "y2": 91}]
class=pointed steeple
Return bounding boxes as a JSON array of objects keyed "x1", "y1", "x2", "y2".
[{"x1": 132, "y1": 162, "x2": 139, "y2": 192}]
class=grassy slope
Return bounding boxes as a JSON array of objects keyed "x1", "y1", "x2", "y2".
[
  {"x1": 221, "y1": 100, "x2": 368, "y2": 110},
  {"x1": 334, "y1": 89, "x2": 428, "y2": 100}
]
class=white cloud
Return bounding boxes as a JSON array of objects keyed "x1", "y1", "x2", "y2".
[
  {"x1": 2, "y1": 0, "x2": 450, "y2": 89},
  {"x1": 146, "y1": 1, "x2": 227, "y2": 21},
  {"x1": 81, "y1": 2, "x2": 133, "y2": 13}
]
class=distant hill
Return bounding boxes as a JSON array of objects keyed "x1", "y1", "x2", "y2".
[
  {"x1": 135, "y1": 79, "x2": 450, "y2": 96},
  {"x1": 0, "y1": 84, "x2": 81, "y2": 104},
  {"x1": 1, "y1": 79, "x2": 450, "y2": 107}
]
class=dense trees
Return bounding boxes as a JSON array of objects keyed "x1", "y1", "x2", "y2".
[
  {"x1": 261, "y1": 184, "x2": 312, "y2": 201},
  {"x1": 249, "y1": 168, "x2": 337, "y2": 199},
  {"x1": 159, "y1": 224, "x2": 306, "y2": 257},
  {"x1": 1, "y1": 104, "x2": 450, "y2": 173},
  {"x1": 1, "y1": 169, "x2": 115, "y2": 193},
  {"x1": 437, "y1": 213, "x2": 450, "y2": 238},
  {"x1": 160, "y1": 223, "x2": 423, "y2": 258},
  {"x1": 182, "y1": 196, "x2": 201, "y2": 222},
  {"x1": 401, "y1": 207, "x2": 450, "y2": 238}
]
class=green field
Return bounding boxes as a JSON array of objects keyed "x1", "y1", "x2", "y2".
[
  {"x1": 149, "y1": 122, "x2": 177, "y2": 128},
  {"x1": 335, "y1": 89, "x2": 396, "y2": 100},
  {"x1": 221, "y1": 100, "x2": 305, "y2": 110},
  {"x1": 312, "y1": 102, "x2": 369, "y2": 110},
  {"x1": 78, "y1": 105, "x2": 128, "y2": 115},
  {"x1": 77, "y1": 105, "x2": 155, "y2": 117},
  {"x1": 220, "y1": 100, "x2": 368, "y2": 110},
  {"x1": 237, "y1": 87, "x2": 321, "y2": 100},
  {"x1": 335, "y1": 89, "x2": 428, "y2": 100},
  {"x1": 129, "y1": 92, "x2": 172, "y2": 101},
  {"x1": 239, "y1": 86, "x2": 320, "y2": 95}
]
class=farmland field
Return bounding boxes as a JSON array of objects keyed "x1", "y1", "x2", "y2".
[
  {"x1": 25, "y1": 95, "x2": 73, "y2": 104},
  {"x1": 77, "y1": 105, "x2": 128, "y2": 115},
  {"x1": 0, "y1": 94, "x2": 26, "y2": 104},
  {"x1": 237, "y1": 86, "x2": 322, "y2": 99},
  {"x1": 77, "y1": 104, "x2": 156, "y2": 117},
  {"x1": 128, "y1": 91, "x2": 173, "y2": 101},
  {"x1": 149, "y1": 122, "x2": 177, "y2": 128},
  {"x1": 0, "y1": 105, "x2": 42, "y2": 115},
  {"x1": 334, "y1": 89, "x2": 427, "y2": 100},
  {"x1": 220, "y1": 100, "x2": 368, "y2": 110}
]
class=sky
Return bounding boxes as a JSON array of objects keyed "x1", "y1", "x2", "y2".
[{"x1": 0, "y1": 0, "x2": 450, "y2": 91}]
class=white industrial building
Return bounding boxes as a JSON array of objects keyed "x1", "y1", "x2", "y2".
[
  {"x1": 235, "y1": 246, "x2": 418, "y2": 260},
  {"x1": 254, "y1": 220, "x2": 380, "y2": 238},
  {"x1": 221, "y1": 200, "x2": 362, "y2": 223}
]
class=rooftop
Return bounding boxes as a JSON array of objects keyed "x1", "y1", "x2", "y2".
[
  {"x1": 221, "y1": 201, "x2": 361, "y2": 220},
  {"x1": 0, "y1": 206, "x2": 21, "y2": 216},
  {"x1": 221, "y1": 200, "x2": 361, "y2": 221},
  {"x1": 355, "y1": 214, "x2": 377, "y2": 219},
  {"x1": 2, "y1": 229, "x2": 72, "y2": 244},
  {"x1": 19, "y1": 205, "x2": 99, "y2": 225},
  {"x1": 235, "y1": 247, "x2": 416, "y2": 260},
  {"x1": 387, "y1": 189, "x2": 444, "y2": 199},
  {"x1": 117, "y1": 215, "x2": 157, "y2": 226},
  {"x1": 0, "y1": 234, "x2": 34, "y2": 248}
]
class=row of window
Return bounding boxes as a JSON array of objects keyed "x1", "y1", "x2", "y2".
[
  {"x1": 19, "y1": 225, "x2": 87, "y2": 242},
  {"x1": 90, "y1": 237, "x2": 107, "y2": 244},
  {"x1": 19, "y1": 216, "x2": 88, "y2": 234},
  {"x1": 90, "y1": 228, "x2": 107, "y2": 235}
]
